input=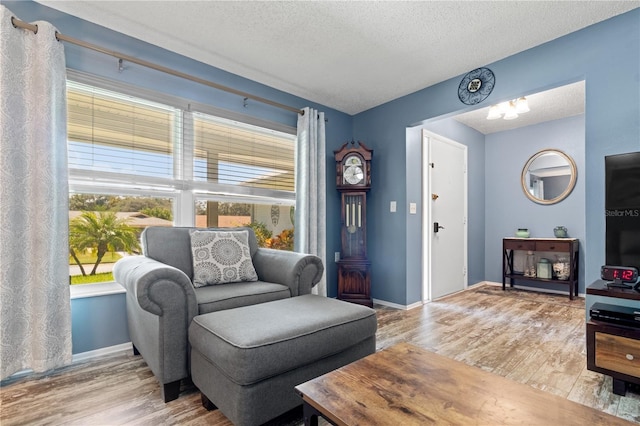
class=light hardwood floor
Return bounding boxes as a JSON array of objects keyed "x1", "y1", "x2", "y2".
[{"x1": 1, "y1": 284, "x2": 639, "y2": 425}]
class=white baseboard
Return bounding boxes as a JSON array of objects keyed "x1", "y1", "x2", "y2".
[
  {"x1": 373, "y1": 282, "x2": 504, "y2": 309},
  {"x1": 468, "y1": 281, "x2": 493, "y2": 288},
  {"x1": 373, "y1": 298, "x2": 423, "y2": 310},
  {"x1": 72, "y1": 342, "x2": 132, "y2": 363}
]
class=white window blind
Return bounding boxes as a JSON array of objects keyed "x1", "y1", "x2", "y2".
[
  {"x1": 67, "y1": 81, "x2": 179, "y2": 179},
  {"x1": 193, "y1": 113, "x2": 295, "y2": 192}
]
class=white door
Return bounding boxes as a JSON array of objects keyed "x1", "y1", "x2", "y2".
[{"x1": 422, "y1": 130, "x2": 467, "y2": 301}]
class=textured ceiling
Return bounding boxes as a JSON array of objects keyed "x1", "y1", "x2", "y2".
[{"x1": 36, "y1": 1, "x2": 636, "y2": 129}]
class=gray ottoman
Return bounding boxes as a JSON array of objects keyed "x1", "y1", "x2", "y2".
[{"x1": 189, "y1": 294, "x2": 377, "y2": 426}]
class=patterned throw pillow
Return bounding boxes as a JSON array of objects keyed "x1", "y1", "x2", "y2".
[{"x1": 189, "y1": 230, "x2": 258, "y2": 287}]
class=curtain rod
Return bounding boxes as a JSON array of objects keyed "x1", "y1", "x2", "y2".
[{"x1": 10, "y1": 16, "x2": 304, "y2": 116}]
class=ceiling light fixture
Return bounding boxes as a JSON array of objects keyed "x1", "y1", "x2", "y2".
[
  {"x1": 503, "y1": 102, "x2": 519, "y2": 120},
  {"x1": 515, "y1": 97, "x2": 530, "y2": 113},
  {"x1": 486, "y1": 97, "x2": 530, "y2": 120},
  {"x1": 486, "y1": 105, "x2": 502, "y2": 120}
]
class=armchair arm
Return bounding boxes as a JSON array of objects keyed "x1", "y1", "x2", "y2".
[
  {"x1": 113, "y1": 256, "x2": 198, "y2": 392},
  {"x1": 252, "y1": 248, "x2": 324, "y2": 296},
  {"x1": 114, "y1": 256, "x2": 198, "y2": 319}
]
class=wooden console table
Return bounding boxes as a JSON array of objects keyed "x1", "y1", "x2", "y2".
[
  {"x1": 503, "y1": 237, "x2": 579, "y2": 300},
  {"x1": 295, "y1": 342, "x2": 630, "y2": 425},
  {"x1": 586, "y1": 280, "x2": 640, "y2": 396}
]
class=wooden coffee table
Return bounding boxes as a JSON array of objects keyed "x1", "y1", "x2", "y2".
[{"x1": 295, "y1": 342, "x2": 632, "y2": 425}]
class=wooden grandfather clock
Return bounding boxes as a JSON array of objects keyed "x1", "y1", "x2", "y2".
[{"x1": 334, "y1": 140, "x2": 373, "y2": 307}]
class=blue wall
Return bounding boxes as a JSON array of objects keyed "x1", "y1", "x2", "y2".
[
  {"x1": 71, "y1": 293, "x2": 128, "y2": 353},
  {"x1": 353, "y1": 8, "x2": 640, "y2": 305}
]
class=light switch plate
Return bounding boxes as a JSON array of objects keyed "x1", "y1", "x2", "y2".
[
  {"x1": 409, "y1": 203, "x2": 417, "y2": 214},
  {"x1": 390, "y1": 201, "x2": 397, "y2": 212},
  {"x1": 334, "y1": 252, "x2": 340, "y2": 262}
]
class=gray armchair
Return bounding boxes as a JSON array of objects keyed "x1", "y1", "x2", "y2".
[{"x1": 113, "y1": 226, "x2": 324, "y2": 402}]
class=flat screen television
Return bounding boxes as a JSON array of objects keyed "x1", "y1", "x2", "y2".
[{"x1": 605, "y1": 152, "x2": 640, "y2": 278}]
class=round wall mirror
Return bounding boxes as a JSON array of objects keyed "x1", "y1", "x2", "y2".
[{"x1": 521, "y1": 149, "x2": 577, "y2": 204}]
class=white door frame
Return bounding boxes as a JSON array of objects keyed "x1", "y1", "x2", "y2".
[{"x1": 422, "y1": 130, "x2": 468, "y2": 302}]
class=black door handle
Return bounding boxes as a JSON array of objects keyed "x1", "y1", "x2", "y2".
[{"x1": 434, "y1": 222, "x2": 445, "y2": 233}]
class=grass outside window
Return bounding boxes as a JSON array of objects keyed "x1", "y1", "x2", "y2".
[
  {"x1": 69, "y1": 251, "x2": 122, "y2": 285},
  {"x1": 71, "y1": 272, "x2": 114, "y2": 285}
]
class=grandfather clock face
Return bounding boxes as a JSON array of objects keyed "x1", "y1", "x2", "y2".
[
  {"x1": 343, "y1": 155, "x2": 365, "y2": 186},
  {"x1": 334, "y1": 142, "x2": 372, "y2": 190}
]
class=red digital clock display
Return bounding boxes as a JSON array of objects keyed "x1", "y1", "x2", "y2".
[{"x1": 601, "y1": 265, "x2": 639, "y2": 283}]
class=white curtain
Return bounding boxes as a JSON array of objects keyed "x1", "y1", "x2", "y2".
[
  {"x1": 0, "y1": 6, "x2": 71, "y2": 379},
  {"x1": 295, "y1": 107, "x2": 327, "y2": 296}
]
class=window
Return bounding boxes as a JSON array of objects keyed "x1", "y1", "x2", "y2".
[
  {"x1": 67, "y1": 79, "x2": 296, "y2": 286},
  {"x1": 196, "y1": 199, "x2": 295, "y2": 251}
]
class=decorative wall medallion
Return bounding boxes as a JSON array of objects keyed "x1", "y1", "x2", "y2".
[{"x1": 458, "y1": 67, "x2": 495, "y2": 105}]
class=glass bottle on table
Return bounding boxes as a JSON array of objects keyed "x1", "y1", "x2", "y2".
[{"x1": 524, "y1": 251, "x2": 536, "y2": 277}]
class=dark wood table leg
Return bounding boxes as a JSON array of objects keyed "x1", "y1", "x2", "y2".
[
  {"x1": 569, "y1": 284, "x2": 574, "y2": 300},
  {"x1": 612, "y1": 378, "x2": 627, "y2": 396},
  {"x1": 302, "y1": 402, "x2": 320, "y2": 426},
  {"x1": 502, "y1": 248, "x2": 506, "y2": 291}
]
